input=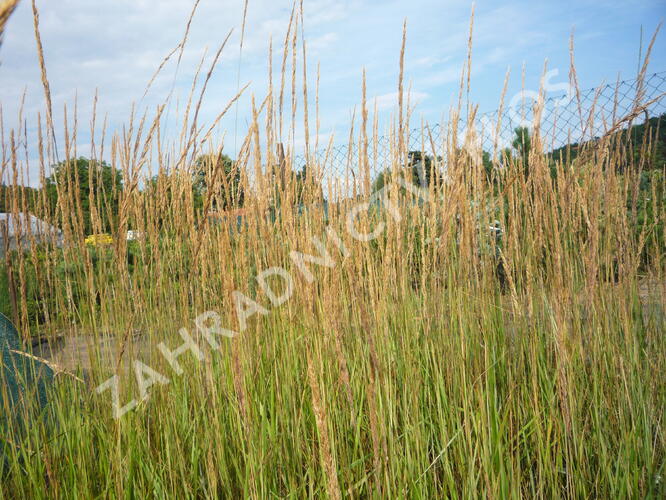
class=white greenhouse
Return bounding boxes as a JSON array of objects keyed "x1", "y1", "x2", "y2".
[{"x1": 0, "y1": 213, "x2": 63, "y2": 256}]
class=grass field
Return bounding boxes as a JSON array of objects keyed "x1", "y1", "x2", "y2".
[{"x1": 1, "y1": 2, "x2": 665, "y2": 498}]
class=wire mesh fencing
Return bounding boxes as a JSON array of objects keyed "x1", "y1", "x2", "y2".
[{"x1": 294, "y1": 71, "x2": 666, "y2": 194}]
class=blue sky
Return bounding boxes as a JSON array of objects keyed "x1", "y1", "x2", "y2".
[{"x1": 0, "y1": 0, "x2": 664, "y2": 179}]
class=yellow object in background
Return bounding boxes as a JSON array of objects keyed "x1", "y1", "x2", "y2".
[{"x1": 85, "y1": 233, "x2": 113, "y2": 246}]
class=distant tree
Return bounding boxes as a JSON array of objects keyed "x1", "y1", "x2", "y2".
[
  {"x1": 371, "y1": 169, "x2": 390, "y2": 194},
  {"x1": 372, "y1": 151, "x2": 441, "y2": 193},
  {"x1": 549, "y1": 113, "x2": 666, "y2": 172},
  {"x1": 267, "y1": 163, "x2": 324, "y2": 209},
  {"x1": 482, "y1": 151, "x2": 494, "y2": 182},
  {"x1": 407, "y1": 151, "x2": 440, "y2": 188},
  {"x1": 141, "y1": 169, "x2": 200, "y2": 231},
  {"x1": 512, "y1": 126, "x2": 531, "y2": 178},
  {"x1": 0, "y1": 185, "x2": 40, "y2": 213},
  {"x1": 45, "y1": 157, "x2": 123, "y2": 234},
  {"x1": 193, "y1": 153, "x2": 244, "y2": 211},
  {"x1": 293, "y1": 165, "x2": 323, "y2": 204}
]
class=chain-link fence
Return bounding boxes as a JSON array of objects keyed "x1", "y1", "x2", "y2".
[{"x1": 295, "y1": 71, "x2": 666, "y2": 191}]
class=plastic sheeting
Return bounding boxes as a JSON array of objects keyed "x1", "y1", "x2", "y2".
[{"x1": 0, "y1": 313, "x2": 53, "y2": 463}]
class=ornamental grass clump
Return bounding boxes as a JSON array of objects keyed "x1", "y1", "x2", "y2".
[{"x1": 0, "y1": 2, "x2": 664, "y2": 498}]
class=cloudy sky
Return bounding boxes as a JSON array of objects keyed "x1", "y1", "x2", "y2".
[{"x1": 0, "y1": 0, "x2": 664, "y2": 178}]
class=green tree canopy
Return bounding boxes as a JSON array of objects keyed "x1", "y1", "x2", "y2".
[
  {"x1": 549, "y1": 113, "x2": 666, "y2": 171},
  {"x1": 45, "y1": 157, "x2": 123, "y2": 235},
  {"x1": 293, "y1": 165, "x2": 324, "y2": 204},
  {"x1": 512, "y1": 126, "x2": 532, "y2": 178},
  {"x1": 267, "y1": 163, "x2": 324, "y2": 209},
  {"x1": 0, "y1": 185, "x2": 39, "y2": 214},
  {"x1": 193, "y1": 153, "x2": 244, "y2": 212},
  {"x1": 372, "y1": 151, "x2": 442, "y2": 193}
]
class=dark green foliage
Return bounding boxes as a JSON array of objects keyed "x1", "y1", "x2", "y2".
[
  {"x1": 371, "y1": 169, "x2": 389, "y2": 193},
  {"x1": 633, "y1": 169, "x2": 665, "y2": 267},
  {"x1": 45, "y1": 157, "x2": 123, "y2": 234},
  {"x1": 372, "y1": 151, "x2": 442, "y2": 193},
  {"x1": 0, "y1": 185, "x2": 39, "y2": 213},
  {"x1": 0, "y1": 249, "x2": 60, "y2": 329},
  {"x1": 268, "y1": 164, "x2": 325, "y2": 213},
  {"x1": 482, "y1": 150, "x2": 493, "y2": 182},
  {"x1": 293, "y1": 165, "x2": 324, "y2": 204},
  {"x1": 193, "y1": 153, "x2": 244, "y2": 211},
  {"x1": 0, "y1": 267, "x2": 13, "y2": 323},
  {"x1": 512, "y1": 126, "x2": 532, "y2": 178},
  {"x1": 550, "y1": 113, "x2": 666, "y2": 171},
  {"x1": 0, "y1": 241, "x2": 152, "y2": 335},
  {"x1": 142, "y1": 170, "x2": 203, "y2": 233}
]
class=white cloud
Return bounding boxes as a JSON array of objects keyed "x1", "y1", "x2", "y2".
[
  {"x1": 411, "y1": 55, "x2": 453, "y2": 69},
  {"x1": 308, "y1": 32, "x2": 339, "y2": 54},
  {"x1": 373, "y1": 90, "x2": 429, "y2": 111}
]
